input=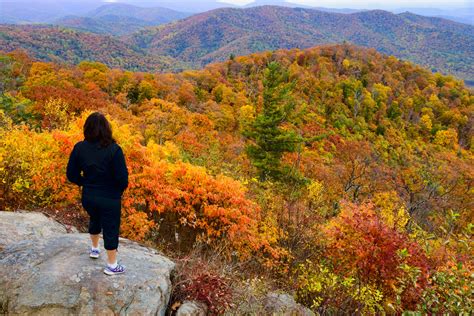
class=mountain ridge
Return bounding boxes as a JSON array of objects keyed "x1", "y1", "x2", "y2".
[
  {"x1": 53, "y1": 3, "x2": 191, "y2": 35},
  {"x1": 1, "y1": 6, "x2": 472, "y2": 82},
  {"x1": 87, "y1": 3, "x2": 190, "y2": 21},
  {"x1": 0, "y1": 24, "x2": 189, "y2": 72},
  {"x1": 1, "y1": 1, "x2": 471, "y2": 25},
  {"x1": 128, "y1": 6, "x2": 474, "y2": 81}
]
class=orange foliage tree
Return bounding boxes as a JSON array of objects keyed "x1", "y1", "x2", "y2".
[{"x1": 0, "y1": 111, "x2": 284, "y2": 265}]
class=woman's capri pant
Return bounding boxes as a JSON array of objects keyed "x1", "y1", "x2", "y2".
[{"x1": 81, "y1": 194, "x2": 121, "y2": 250}]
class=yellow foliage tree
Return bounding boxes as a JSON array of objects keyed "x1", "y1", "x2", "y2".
[
  {"x1": 434, "y1": 128, "x2": 458, "y2": 149},
  {"x1": 372, "y1": 191, "x2": 410, "y2": 231}
]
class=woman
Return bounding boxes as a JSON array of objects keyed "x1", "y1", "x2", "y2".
[{"x1": 66, "y1": 112, "x2": 128, "y2": 275}]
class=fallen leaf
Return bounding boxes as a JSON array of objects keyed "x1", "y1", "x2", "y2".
[{"x1": 171, "y1": 302, "x2": 181, "y2": 310}]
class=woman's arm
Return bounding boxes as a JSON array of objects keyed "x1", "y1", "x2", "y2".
[
  {"x1": 112, "y1": 145, "x2": 129, "y2": 193},
  {"x1": 66, "y1": 144, "x2": 84, "y2": 186}
]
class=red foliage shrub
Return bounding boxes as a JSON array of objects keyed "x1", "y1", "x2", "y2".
[
  {"x1": 171, "y1": 255, "x2": 233, "y2": 315},
  {"x1": 324, "y1": 202, "x2": 430, "y2": 309}
]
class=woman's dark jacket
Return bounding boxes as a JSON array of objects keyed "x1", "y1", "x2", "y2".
[{"x1": 66, "y1": 140, "x2": 128, "y2": 199}]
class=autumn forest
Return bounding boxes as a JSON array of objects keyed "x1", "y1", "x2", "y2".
[{"x1": 0, "y1": 16, "x2": 473, "y2": 313}]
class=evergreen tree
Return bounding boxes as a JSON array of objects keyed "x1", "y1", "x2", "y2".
[{"x1": 243, "y1": 61, "x2": 303, "y2": 182}]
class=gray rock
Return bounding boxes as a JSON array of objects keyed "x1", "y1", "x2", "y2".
[
  {"x1": 264, "y1": 292, "x2": 314, "y2": 316},
  {"x1": 0, "y1": 211, "x2": 175, "y2": 315},
  {"x1": 0, "y1": 211, "x2": 69, "y2": 247},
  {"x1": 176, "y1": 300, "x2": 208, "y2": 316}
]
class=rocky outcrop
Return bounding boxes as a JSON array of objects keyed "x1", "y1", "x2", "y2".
[
  {"x1": 176, "y1": 300, "x2": 208, "y2": 316},
  {"x1": 0, "y1": 211, "x2": 175, "y2": 315},
  {"x1": 263, "y1": 292, "x2": 315, "y2": 316},
  {"x1": 0, "y1": 211, "x2": 74, "y2": 247}
]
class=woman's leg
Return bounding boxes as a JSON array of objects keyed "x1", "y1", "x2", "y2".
[
  {"x1": 98, "y1": 197, "x2": 121, "y2": 265},
  {"x1": 90, "y1": 234, "x2": 100, "y2": 249},
  {"x1": 82, "y1": 195, "x2": 102, "y2": 247},
  {"x1": 106, "y1": 249, "x2": 117, "y2": 265}
]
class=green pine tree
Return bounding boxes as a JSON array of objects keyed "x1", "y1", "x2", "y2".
[{"x1": 243, "y1": 61, "x2": 303, "y2": 182}]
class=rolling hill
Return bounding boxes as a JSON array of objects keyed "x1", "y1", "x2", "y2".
[
  {"x1": 1, "y1": 6, "x2": 472, "y2": 83},
  {"x1": 0, "y1": 25, "x2": 189, "y2": 71},
  {"x1": 0, "y1": 0, "x2": 100, "y2": 23},
  {"x1": 54, "y1": 4, "x2": 191, "y2": 35},
  {"x1": 87, "y1": 3, "x2": 189, "y2": 21},
  {"x1": 54, "y1": 15, "x2": 149, "y2": 36},
  {"x1": 128, "y1": 6, "x2": 474, "y2": 82}
]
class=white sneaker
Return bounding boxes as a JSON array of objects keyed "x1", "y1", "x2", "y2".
[
  {"x1": 104, "y1": 263, "x2": 126, "y2": 276},
  {"x1": 89, "y1": 248, "x2": 100, "y2": 259}
]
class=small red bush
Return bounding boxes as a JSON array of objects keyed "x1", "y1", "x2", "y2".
[
  {"x1": 174, "y1": 272, "x2": 232, "y2": 315},
  {"x1": 324, "y1": 202, "x2": 430, "y2": 309},
  {"x1": 170, "y1": 255, "x2": 233, "y2": 315}
]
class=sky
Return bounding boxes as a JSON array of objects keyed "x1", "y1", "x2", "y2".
[{"x1": 1, "y1": 0, "x2": 471, "y2": 6}]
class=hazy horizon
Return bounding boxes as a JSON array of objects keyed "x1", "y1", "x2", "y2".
[
  {"x1": 1, "y1": 0, "x2": 472, "y2": 26},
  {"x1": 221, "y1": 0, "x2": 472, "y2": 9},
  {"x1": 1, "y1": 0, "x2": 472, "y2": 9}
]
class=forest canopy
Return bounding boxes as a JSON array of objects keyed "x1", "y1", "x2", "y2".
[{"x1": 0, "y1": 44, "x2": 473, "y2": 313}]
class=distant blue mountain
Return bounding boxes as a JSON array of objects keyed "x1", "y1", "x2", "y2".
[
  {"x1": 52, "y1": 3, "x2": 190, "y2": 35},
  {"x1": 1, "y1": 0, "x2": 471, "y2": 26}
]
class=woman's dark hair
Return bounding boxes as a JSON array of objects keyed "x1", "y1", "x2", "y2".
[{"x1": 83, "y1": 112, "x2": 116, "y2": 147}]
